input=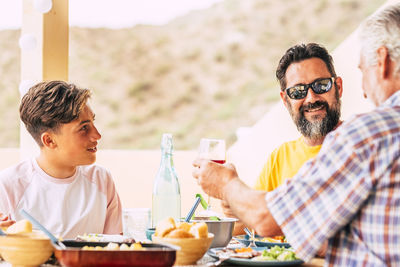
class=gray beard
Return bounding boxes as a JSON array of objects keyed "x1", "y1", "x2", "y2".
[
  {"x1": 287, "y1": 97, "x2": 341, "y2": 140},
  {"x1": 296, "y1": 107, "x2": 339, "y2": 139}
]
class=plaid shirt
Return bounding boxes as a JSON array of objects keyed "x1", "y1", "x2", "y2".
[{"x1": 266, "y1": 91, "x2": 400, "y2": 266}]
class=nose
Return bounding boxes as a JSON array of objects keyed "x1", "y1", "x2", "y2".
[
  {"x1": 303, "y1": 85, "x2": 320, "y2": 103},
  {"x1": 91, "y1": 125, "x2": 102, "y2": 141}
]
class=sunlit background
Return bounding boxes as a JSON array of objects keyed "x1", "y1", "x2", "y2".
[
  {"x1": 0, "y1": 0, "x2": 390, "y2": 213},
  {"x1": 0, "y1": 0, "x2": 385, "y2": 151}
]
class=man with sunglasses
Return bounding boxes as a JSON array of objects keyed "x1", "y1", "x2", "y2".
[
  {"x1": 226, "y1": 44, "x2": 343, "y2": 248},
  {"x1": 255, "y1": 43, "x2": 342, "y2": 192},
  {"x1": 193, "y1": 3, "x2": 400, "y2": 266}
]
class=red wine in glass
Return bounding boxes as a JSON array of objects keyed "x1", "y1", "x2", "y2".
[
  {"x1": 211, "y1": 159, "x2": 226, "y2": 164},
  {"x1": 198, "y1": 138, "x2": 226, "y2": 163}
]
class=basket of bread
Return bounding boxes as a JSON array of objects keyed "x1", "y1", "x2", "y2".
[{"x1": 152, "y1": 217, "x2": 214, "y2": 265}]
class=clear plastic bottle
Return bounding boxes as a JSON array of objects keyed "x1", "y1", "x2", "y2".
[{"x1": 151, "y1": 133, "x2": 181, "y2": 227}]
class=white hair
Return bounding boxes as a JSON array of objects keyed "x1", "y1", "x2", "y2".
[{"x1": 359, "y1": 3, "x2": 400, "y2": 73}]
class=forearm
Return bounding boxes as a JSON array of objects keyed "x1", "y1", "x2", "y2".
[{"x1": 222, "y1": 178, "x2": 282, "y2": 237}]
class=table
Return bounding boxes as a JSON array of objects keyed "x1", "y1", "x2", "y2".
[{"x1": 0, "y1": 255, "x2": 324, "y2": 267}]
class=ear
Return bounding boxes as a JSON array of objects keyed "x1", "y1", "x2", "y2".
[
  {"x1": 280, "y1": 90, "x2": 289, "y2": 108},
  {"x1": 40, "y1": 132, "x2": 57, "y2": 149},
  {"x1": 335, "y1": 76, "x2": 343, "y2": 98},
  {"x1": 376, "y1": 46, "x2": 390, "y2": 79}
]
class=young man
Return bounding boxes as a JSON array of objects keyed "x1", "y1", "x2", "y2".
[
  {"x1": 225, "y1": 44, "x2": 343, "y2": 242},
  {"x1": 193, "y1": 3, "x2": 400, "y2": 266},
  {"x1": 0, "y1": 81, "x2": 122, "y2": 238}
]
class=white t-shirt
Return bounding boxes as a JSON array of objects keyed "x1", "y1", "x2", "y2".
[{"x1": 0, "y1": 158, "x2": 122, "y2": 239}]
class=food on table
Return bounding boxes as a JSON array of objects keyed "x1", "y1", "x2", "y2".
[
  {"x1": 216, "y1": 246, "x2": 299, "y2": 261},
  {"x1": 154, "y1": 217, "x2": 208, "y2": 239},
  {"x1": 177, "y1": 222, "x2": 191, "y2": 232},
  {"x1": 165, "y1": 229, "x2": 194, "y2": 238},
  {"x1": 76, "y1": 233, "x2": 135, "y2": 243},
  {"x1": 155, "y1": 217, "x2": 176, "y2": 237},
  {"x1": 258, "y1": 235, "x2": 287, "y2": 243},
  {"x1": 82, "y1": 242, "x2": 144, "y2": 250},
  {"x1": 189, "y1": 221, "x2": 208, "y2": 238},
  {"x1": 216, "y1": 247, "x2": 260, "y2": 259},
  {"x1": 5, "y1": 219, "x2": 32, "y2": 234},
  {"x1": 253, "y1": 246, "x2": 298, "y2": 261}
]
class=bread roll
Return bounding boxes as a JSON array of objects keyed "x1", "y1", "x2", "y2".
[
  {"x1": 155, "y1": 217, "x2": 176, "y2": 237},
  {"x1": 189, "y1": 222, "x2": 208, "y2": 238},
  {"x1": 165, "y1": 228, "x2": 195, "y2": 238},
  {"x1": 177, "y1": 222, "x2": 191, "y2": 233}
]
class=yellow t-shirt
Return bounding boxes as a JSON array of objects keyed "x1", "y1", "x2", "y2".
[{"x1": 254, "y1": 136, "x2": 321, "y2": 192}]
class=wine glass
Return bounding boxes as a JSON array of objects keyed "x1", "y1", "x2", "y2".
[
  {"x1": 198, "y1": 138, "x2": 226, "y2": 209},
  {"x1": 198, "y1": 138, "x2": 226, "y2": 164}
]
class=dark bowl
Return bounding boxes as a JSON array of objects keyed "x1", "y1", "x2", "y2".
[{"x1": 54, "y1": 240, "x2": 177, "y2": 267}]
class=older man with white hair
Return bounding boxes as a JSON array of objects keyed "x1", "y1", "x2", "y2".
[{"x1": 193, "y1": 3, "x2": 400, "y2": 266}]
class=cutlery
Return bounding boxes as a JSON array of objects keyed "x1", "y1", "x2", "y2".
[
  {"x1": 184, "y1": 196, "x2": 201, "y2": 222},
  {"x1": 207, "y1": 253, "x2": 230, "y2": 267},
  {"x1": 244, "y1": 227, "x2": 256, "y2": 247},
  {"x1": 19, "y1": 209, "x2": 67, "y2": 249},
  {"x1": 0, "y1": 228, "x2": 5, "y2": 236}
]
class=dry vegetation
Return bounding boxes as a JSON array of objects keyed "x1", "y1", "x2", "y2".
[{"x1": 0, "y1": 0, "x2": 385, "y2": 149}]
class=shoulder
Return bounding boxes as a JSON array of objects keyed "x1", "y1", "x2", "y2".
[
  {"x1": 334, "y1": 107, "x2": 400, "y2": 143},
  {"x1": 320, "y1": 107, "x2": 400, "y2": 159},
  {"x1": 0, "y1": 159, "x2": 35, "y2": 186},
  {"x1": 263, "y1": 137, "x2": 301, "y2": 168},
  {"x1": 80, "y1": 164, "x2": 112, "y2": 179},
  {"x1": 79, "y1": 164, "x2": 115, "y2": 191},
  {"x1": 270, "y1": 137, "x2": 302, "y2": 156},
  {"x1": 0, "y1": 160, "x2": 35, "y2": 208}
]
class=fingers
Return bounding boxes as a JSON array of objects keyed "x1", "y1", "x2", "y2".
[
  {"x1": 0, "y1": 213, "x2": 15, "y2": 228},
  {"x1": 0, "y1": 213, "x2": 8, "y2": 221},
  {"x1": 192, "y1": 158, "x2": 207, "y2": 168},
  {"x1": 192, "y1": 158, "x2": 210, "y2": 183},
  {"x1": 192, "y1": 158, "x2": 201, "y2": 168},
  {"x1": 0, "y1": 220, "x2": 15, "y2": 228}
]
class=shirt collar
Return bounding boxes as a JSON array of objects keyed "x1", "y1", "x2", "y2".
[{"x1": 381, "y1": 90, "x2": 400, "y2": 108}]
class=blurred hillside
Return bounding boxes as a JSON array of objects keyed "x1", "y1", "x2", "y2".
[{"x1": 0, "y1": 0, "x2": 385, "y2": 149}]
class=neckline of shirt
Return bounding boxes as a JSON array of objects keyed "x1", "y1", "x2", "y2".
[
  {"x1": 382, "y1": 90, "x2": 400, "y2": 107},
  {"x1": 32, "y1": 158, "x2": 80, "y2": 184},
  {"x1": 299, "y1": 136, "x2": 322, "y2": 151}
]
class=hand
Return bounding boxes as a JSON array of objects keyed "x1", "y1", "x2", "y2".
[
  {"x1": 316, "y1": 240, "x2": 328, "y2": 258},
  {"x1": 0, "y1": 212, "x2": 15, "y2": 228},
  {"x1": 221, "y1": 200, "x2": 246, "y2": 236},
  {"x1": 221, "y1": 200, "x2": 235, "y2": 218},
  {"x1": 192, "y1": 158, "x2": 239, "y2": 200}
]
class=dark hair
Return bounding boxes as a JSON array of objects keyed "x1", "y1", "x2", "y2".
[
  {"x1": 276, "y1": 43, "x2": 337, "y2": 90},
  {"x1": 20, "y1": 80, "x2": 91, "y2": 146}
]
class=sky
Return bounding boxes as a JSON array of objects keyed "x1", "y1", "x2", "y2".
[{"x1": 0, "y1": 0, "x2": 223, "y2": 30}]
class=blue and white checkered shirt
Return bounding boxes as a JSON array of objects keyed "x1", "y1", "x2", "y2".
[{"x1": 266, "y1": 91, "x2": 400, "y2": 266}]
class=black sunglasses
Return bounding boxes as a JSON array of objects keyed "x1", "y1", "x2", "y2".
[{"x1": 284, "y1": 77, "x2": 335, "y2": 100}]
